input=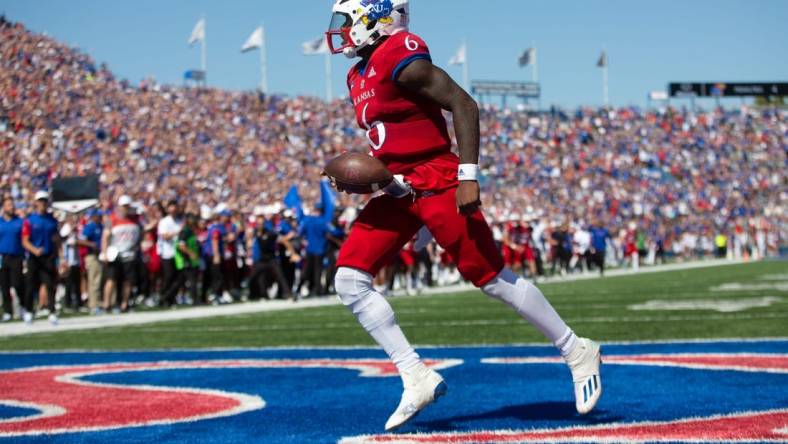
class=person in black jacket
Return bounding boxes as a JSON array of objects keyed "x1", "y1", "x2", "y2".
[{"x1": 248, "y1": 210, "x2": 299, "y2": 301}]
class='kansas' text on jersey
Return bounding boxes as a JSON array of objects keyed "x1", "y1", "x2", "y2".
[{"x1": 347, "y1": 32, "x2": 458, "y2": 191}]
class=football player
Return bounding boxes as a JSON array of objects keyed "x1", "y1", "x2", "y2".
[{"x1": 327, "y1": 0, "x2": 602, "y2": 430}]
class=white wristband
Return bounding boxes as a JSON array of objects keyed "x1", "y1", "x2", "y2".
[{"x1": 458, "y1": 164, "x2": 479, "y2": 181}]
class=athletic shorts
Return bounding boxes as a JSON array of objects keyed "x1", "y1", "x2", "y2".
[
  {"x1": 503, "y1": 246, "x2": 523, "y2": 266},
  {"x1": 337, "y1": 187, "x2": 504, "y2": 287},
  {"x1": 522, "y1": 244, "x2": 535, "y2": 261},
  {"x1": 106, "y1": 260, "x2": 137, "y2": 286}
]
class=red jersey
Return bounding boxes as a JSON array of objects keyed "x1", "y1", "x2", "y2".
[{"x1": 347, "y1": 31, "x2": 458, "y2": 191}]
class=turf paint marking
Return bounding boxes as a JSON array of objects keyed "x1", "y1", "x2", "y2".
[
  {"x1": 710, "y1": 282, "x2": 788, "y2": 292},
  {"x1": 340, "y1": 408, "x2": 788, "y2": 443},
  {"x1": 759, "y1": 273, "x2": 788, "y2": 281},
  {"x1": 0, "y1": 358, "x2": 461, "y2": 437},
  {"x1": 628, "y1": 296, "x2": 783, "y2": 313}
]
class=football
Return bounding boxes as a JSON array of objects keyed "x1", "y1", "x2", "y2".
[{"x1": 324, "y1": 152, "x2": 394, "y2": 194}]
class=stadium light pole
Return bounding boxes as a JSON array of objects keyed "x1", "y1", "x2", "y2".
[
  {"x1": 260, "y1": 23, "x2": 269, "y2": 94},
  {"x1": 325, "y1": 51, "x2": 333, "y2": 102},
  {"x1": 201, "y1": 15, "x2": 207, "y2": 84},
  {"x1": 532, "y1": 41, "x2": 541, "y2": 110},
  {"x1": 462, "y1": 39, "x2": 469, "y2": 93},
  {"x1": 531, "y1": 41, "x2": 538, "y2": 84}
]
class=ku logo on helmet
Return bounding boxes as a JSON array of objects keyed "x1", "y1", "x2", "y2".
[{"x1": 360, "y1": 0, "x2": 395, "y2": 25}]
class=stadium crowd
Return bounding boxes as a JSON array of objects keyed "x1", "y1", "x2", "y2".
[{"x1": 0, "y1": 17, "x2": 785, "y2": 323}]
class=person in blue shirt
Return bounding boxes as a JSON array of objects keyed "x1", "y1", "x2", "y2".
[
  {"x1": 589, "y1": 219, "x2": 612, "y2": 276},
  {"x1": 324, "y1": 209, "x2": 346, "y2": 295},
  {"x1": 78, "y1": 209, "x2": 103, "y2": 314},
  {"x1": 21, "y1": 191, "x2": 60, "y2": 324},
  {"x1": 297, "y1": 203, "x2": 331, "y2": 297},
  {"x1": 0, "y1": 196, "x2": 25, "y2": 322}
]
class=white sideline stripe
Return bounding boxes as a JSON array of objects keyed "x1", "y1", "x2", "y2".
[
  {"x1": 481, "y1": 353, "x2": 788, "y2": 374},
  {"x1": 0, "y1": 337, "x2": 787, "y2": 355},
  {"x1": 0, "y1": 259, "x2": 757, "y2": 338},
  {"x1": 37, "y1": 311, "x2": 784, "y2": 334}
]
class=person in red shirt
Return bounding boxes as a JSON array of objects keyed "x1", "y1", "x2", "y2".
[
  {"x1": 327, "y1": 0, "x2": 601, "y2": 430},
  {"x1": 502, "y1": 217, "x2": 524, "y2": 274}
]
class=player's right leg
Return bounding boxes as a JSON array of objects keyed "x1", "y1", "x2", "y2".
[
  {"x1": 418, "y1": 188, "x2": 602, "y2": 415},
  {"x1": 334, "y1": 195, "x2": 445, "y2": 431}
]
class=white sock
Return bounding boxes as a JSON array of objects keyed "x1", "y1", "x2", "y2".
[
  {"x1": 482, "y1": 268, "x2": 578, "y2": 355},
  {"x1": 335, "y1": 267, "x2": 421, "y2": 373},
  {"x1": 554, "y1": 328, "x2": 579, "y2": 358}
]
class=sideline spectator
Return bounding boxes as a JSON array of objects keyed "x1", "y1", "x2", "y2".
[
  {"x1": 157, "y1": 200, "x2": 183, "y2": 308},
  {"x1": 175, "y1": 213, "x2": 201, "y2": 305},
  {"x1": 298, "y1": 203, "x2": 331, "y2": 297},
  {"x1": 101, "y1": 195, "x2": 140, "y2": 312},
  {"x1": 21, "y1": 191, "x2": 59, "y2": 325},
  {"x1": 78, "y1": 209, "x2": 104, "y2": 314},
  {"x1": 0, "y1": 196, "x2": 24, "y2": 322},
  {"x1": 589, "y1": 220, "x2": 612, "y2": 276},
  {"x1": 249, "y1": 209, "x2": 298, "y2": 300},
  {"x1": 60, "y1": 215, "x2": 82, "y2": 311}
]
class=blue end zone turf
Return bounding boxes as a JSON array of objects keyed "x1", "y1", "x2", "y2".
[{"x1": 0, "y1": 340, "x2": 786, "y2": 443}]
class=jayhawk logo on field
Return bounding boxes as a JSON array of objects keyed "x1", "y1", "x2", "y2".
[
  {"x1": 1, "y1": 341, "x2": 786, "y2": 443},
  {"x1": 360, "y1": 0, "x2": 394, "y2": 25}
]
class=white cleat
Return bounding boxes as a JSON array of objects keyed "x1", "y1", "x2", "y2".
[
  {"x1": 384, "y1": 365, "x2": 447, "y2": 432},
  {"x1": 22, "y1": 311, "x2": 33, "y2": 325},
  {"x1": 48, "y1": 313, "x2": 59, "y2": 326},
  {"x1": 565, "y1": 337, "x2": 602, "y2": 414}
]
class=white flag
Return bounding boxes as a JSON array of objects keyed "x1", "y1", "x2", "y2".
[
  {"x1": 188, "y1": 18, "x2": 205, "y2": 46},
  {"x1": 448, "y1": 43, "x2": 466, "y2": 66},
  {"x1": 518, "y1": 47, "x2": 535, "y2": 67},
  {"x1": 241, "y1": 27, "x2": 264, "y2": 53},
  {"x1": 302, "y1": 37, "x2": 329, "y2": 55}
]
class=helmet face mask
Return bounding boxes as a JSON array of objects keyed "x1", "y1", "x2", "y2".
[
  {"x1": 325, "y1": 0, "x2": 409, "y2": 58},
  {"x1": 326, "y1": 12, "x2": 354, "y2": 55}
]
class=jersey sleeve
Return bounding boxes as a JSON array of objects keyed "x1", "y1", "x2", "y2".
[
  {"x1": 21, "y1": 219, "x2": 31, "y2": 238},
  {"x1": 385, "y1": 33, "x2": 432, "y2": 81}
]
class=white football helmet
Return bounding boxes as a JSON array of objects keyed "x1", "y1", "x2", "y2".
[{"x1": 326, "y1": 0, "x2": 409, "y2": 58}]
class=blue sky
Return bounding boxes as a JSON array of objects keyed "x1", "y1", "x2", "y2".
[{"x1": 2, "y1": 0, "x2": 787, "y2": 108}]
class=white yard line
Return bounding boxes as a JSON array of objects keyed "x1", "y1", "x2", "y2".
[
  {"x1": 1, "y1": 337, "x2": 786, "y2": 355},
  {"x1": 0, "y1": 258, "x2": 757, "y2": 338}
]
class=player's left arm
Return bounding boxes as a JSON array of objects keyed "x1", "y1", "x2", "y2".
[{"x1": 396, "y1": 59, "x2": 481, "y2": 216}]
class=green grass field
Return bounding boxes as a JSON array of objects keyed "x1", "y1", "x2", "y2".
[{"x1": 1, "y1": 261, "x2": 785, "y2": 351}]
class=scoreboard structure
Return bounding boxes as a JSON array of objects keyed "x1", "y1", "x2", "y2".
[{"x1": 668, "y1": 82, "x2": 788, "y2": 98}]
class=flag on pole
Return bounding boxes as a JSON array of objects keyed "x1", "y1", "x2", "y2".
[
  {"x1": 518, "y1": 47, "x2": 535, "y2": 67},
  {"x1": 448, "y1": 43, "x2": 466, "y2": 66},
  {"x1": 597, "y1": 50, "x2": 608, "y2": 68},
  {"x1": 241, "y1": 26, "x2": 264, "y2": 53},
  {"x1": 188, "y1": 18, "x2": 205, "y2": 46},
  {"x1": 302, "y1": 37, "x2": 329, "y2": 55}
]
